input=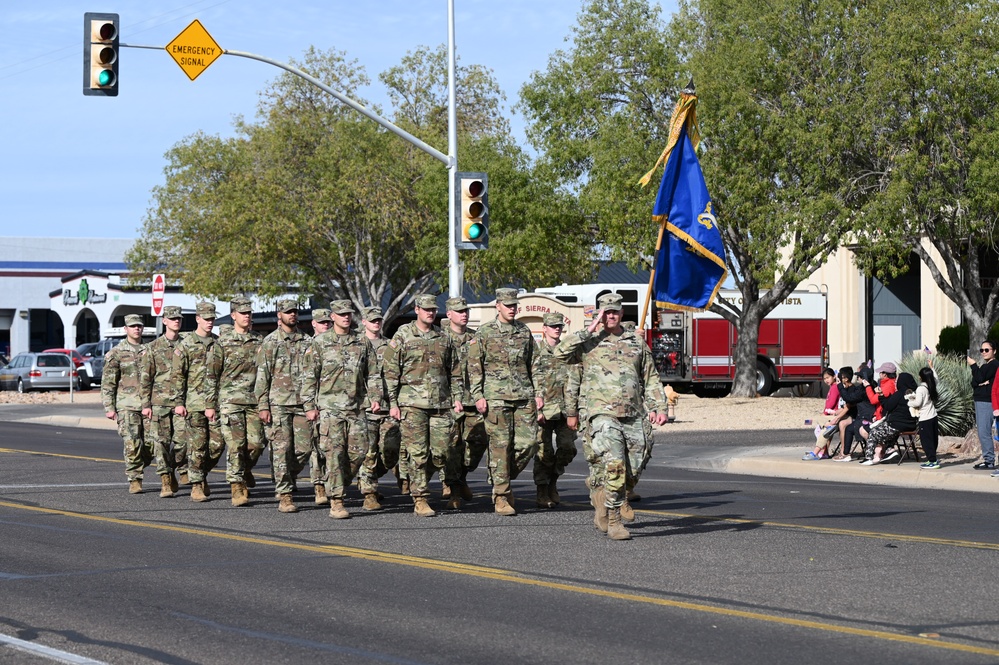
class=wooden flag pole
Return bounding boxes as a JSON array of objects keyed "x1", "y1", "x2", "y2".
[{"x1": 640, "y1": 219, "x2": 668, "y2": 331}]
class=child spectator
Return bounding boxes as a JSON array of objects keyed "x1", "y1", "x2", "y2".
[
  {"x1": 861, "y1": 372, "x2": 918, "y2": 465},
  {"x1": 907, "y1": 366, "x2": 940, "y2": 469},
  {"x1": 804, "y1": 368, "x2": 846, "y2": 460}
]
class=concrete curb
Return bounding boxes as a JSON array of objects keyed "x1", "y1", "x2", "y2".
[
  {"x1": 16, "y1": 416, "x2": 117, "y2": 431},
  {"x1": 671, "y1": 445, "x2": 999, "y2": 494}
]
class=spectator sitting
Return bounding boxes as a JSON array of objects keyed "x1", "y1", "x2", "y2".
[
  {"x1": 835, "y1": 367, "x2": 869, "y2": 461},
  {"x1": 804, "y1": 368, "x2": 849, "y2": 460},
  {"x1": 861, "y1": 372, "x2": 918, "y2": 465}
]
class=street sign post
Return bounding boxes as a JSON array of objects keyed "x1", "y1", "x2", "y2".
[
  {"x1": 165, "y1": 19, "x2": 222, "y2": 81},
  {"x1": 151, "y1": 273, "x2": 165, "y2": 316}
]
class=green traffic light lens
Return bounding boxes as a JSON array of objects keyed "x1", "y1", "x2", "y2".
[
  {"x1": 467, "y1": 223, "x2": 484, "y2": 240},
  {"x1": 97, "y1": 69, "x2": 115, "y2": 87}
]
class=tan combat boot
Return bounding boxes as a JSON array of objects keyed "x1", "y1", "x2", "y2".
[
  {"x1": 607, "y1": 507, "x2": 632, "y2": 540},
  {"x1": 278, "y1": 493, "x2": 298, "y2": 513},
  {"x1": 413, "y1": 496, "x2": 436, "y2": 517},
  {"x1": 243, "y1": 470, "x2": 256, "y2": 489},
  {"x1": 328, "y1": 498, "x2": 350, "y2": 519},
  {"x1": 446, "y1": 494, "x2": 462, "y2": 511},
  {"x1": 593, "y1": 488, "x2": 608, "y2": 532},
  {"x1": 620, "y1": 498, "x2": 636, "y2": 522},
  {"x1": 363, "y1": 493, "x2": 382, "y2": 511},
  {"x1": 441, "y1": 484, "x2": 452, "y2": 500},
  {"x1": 230, "y1": 482, "x2": 249, "y2": 507},
  {"x1": 494, "y1": 494, "x2": 516, "y2": 516},
  {"x1": 314, "y1": 484, "x2": 329, "y2": 505},
  {"x1": 548, "y1": 478, "x2": 561, "y2": 505},
  {"x1": 159, "y1": 475, "x2": 175, "y2": 498},
  {"x1": 458, "y1": 480, "x2": 474, "y2": 501},
  {"x1": 168, "y1": 471, "x2": 179, "y2": 493},
  {"x1": 178, "y1": 470, "x2": 190, "y2": 485},
  {"x1": 128, "y1": 479, "x2": 143, "y2": 494},
  {"x1": 536, "y1": 484, "x2": 554, "y2": 509},
  {"x1": 190, "y1": 482, "x2": 208, "y2": 503},
  {"x1": 399, "y1": 478, "x2": 410, "y2": 495}
]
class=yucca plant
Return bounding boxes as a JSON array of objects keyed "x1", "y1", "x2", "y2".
[{"x1": 898, "y1": 352, "x2": 975, "y2": 437}]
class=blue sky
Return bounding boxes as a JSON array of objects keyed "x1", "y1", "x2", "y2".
[{"x1": 1, "y1": 1, "x2": 675, "y2": 240}]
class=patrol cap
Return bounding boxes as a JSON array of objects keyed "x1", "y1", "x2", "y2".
[
  {"x1": 446, "y1": 296, "x2": 468, "y2": 312},
  {"x1": 124, "y1": 314, "x2": 144, "y2": 327},
  {"x1": 596, "y1": 293, "x2": 623, "y2": 311},
  {"x1": 276, "y1": 299, "x2": 298, "y2": 313},
  {"x1": 543, "y1": 312, "x2": 566, "y2": 327},
  {"x1": 312, "y1": 308, "x2": 332, "y2": 323},
  {"x1": 330, "y1": 299, "x2": 355, "y2": 314},
  {"x1": 495, "y1": 288, "x2": 520, "y2": 305},
  {"x1": 362, "y1": 306, "x2": 383, "y2": 321},
  {"x1": 414, "y1": 294, "x2": 438, "y2": 310},
  {"x1": 196, "y1": 301, "x2": 217, "y2": 319},
  {"x1": 230, "y1": 296, "x2": 252, "y2": 314},
  {"x1": 161, "y1": 305, "x2": 182, "y2": 319}
]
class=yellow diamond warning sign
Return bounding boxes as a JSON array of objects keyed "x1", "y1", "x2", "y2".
[{"x1": 166, "y1": 19, "x2": 222, "y2": 81}]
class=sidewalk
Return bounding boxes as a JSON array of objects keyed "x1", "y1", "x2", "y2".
[{"x1": 4, "y1": 396, "x2": 997, "y2": 494}]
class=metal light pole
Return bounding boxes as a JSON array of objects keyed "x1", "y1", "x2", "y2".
[{"x1": 447, "y1": 0, "x2": 460, "y2": 297}]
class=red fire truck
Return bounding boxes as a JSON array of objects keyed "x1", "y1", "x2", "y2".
[{"x1": 536, "y1": 283, "x2": 829, "y2": 396}]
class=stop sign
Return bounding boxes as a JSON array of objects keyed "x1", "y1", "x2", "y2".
[{"x1": 151, "y1": 273, "x2": 165, "y2": 316}]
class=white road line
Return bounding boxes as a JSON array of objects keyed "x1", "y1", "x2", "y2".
[{"x1": 0, "y1": 633, "x2": 108, "y2": 664}]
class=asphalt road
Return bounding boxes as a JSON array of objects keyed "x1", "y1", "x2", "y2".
[{"x1": 1, "y1": 422, "x2": 997, "y2": 665}]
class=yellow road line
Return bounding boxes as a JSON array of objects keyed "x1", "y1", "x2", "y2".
[
  {"x1": 0, "y1": 499, "x2": 997, "y2": 657},
  {"x1": 0, "y1": 448, "x2": 230, "y2": 475}
]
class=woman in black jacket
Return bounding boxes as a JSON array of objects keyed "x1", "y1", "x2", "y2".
[{"x1": 861, "y1": 372, "x2": 919, "y2": 465}]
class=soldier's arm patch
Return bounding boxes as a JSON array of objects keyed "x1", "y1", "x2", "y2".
[{"x1": 389, "y1": 339, "x2": 398, "y2": 348}]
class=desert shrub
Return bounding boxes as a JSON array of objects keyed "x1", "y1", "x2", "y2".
[{"x1": 898, "y1": 352, "x2": 974, "y2": 437}]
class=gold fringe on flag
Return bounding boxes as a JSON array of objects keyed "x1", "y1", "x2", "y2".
[{"x1": 637, "y1": 91, "x2": 701, "y2": 188}]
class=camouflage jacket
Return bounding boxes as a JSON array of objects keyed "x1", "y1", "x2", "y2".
[
  {"x1": 383, "y1": 323, "x2": 462, "y2": 410},
  {"x1": 172, "y1": 332, "x2": 222, "y2": 413},
  {"x1": 532, "y1": 338, "x2": 576, "y2": 420},
  {"x1": 467, "y1": 318, "x2": 538, "y2": 404},
  {"x1": 365, "y1": 335, "x2": 391, "y2": 419},
  {"x1": 441, "y1": 325, "x2": 475, "y2": 407},
  {"x1": 554, "y1": 328, "x2": 667, "y2": 419},
  {"x1": 301, "y1": 331, "x2": 382, "y2": 414},
  {"x1": 217, "y1": 330, "x2": 264, "y2": 410},
  {"x1": 139, "y1": 334, "x2": 182, "y2": 414},
  {"x1": 255, "y1": 327, "x2": 310, "y2": 411},
  {"x1": 101, "y1": 340, "x2": 146, "y2": 413}
]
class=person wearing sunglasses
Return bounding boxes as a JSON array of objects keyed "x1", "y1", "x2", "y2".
[{"x1": 967, "y1": 341, "x2": 998, "y2": 470}]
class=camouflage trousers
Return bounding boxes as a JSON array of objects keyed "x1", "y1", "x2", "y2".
[
  {"x1": 318, "y1": 409, "x2": 371, "y2": 498},
  {"x1": 266, "y1": 407, "x2": 313, "y2": 496},
  {"x1": 145, "y1": 408, "x2": 180, "y2": 477},
  {"x1": 358, "y1": 416, "x2": 401, "y2": 491},
  {"x1": 456, "y1": 410, "x2": 488, "y2": 480},
  {"x1": 483, "y1": 400, "x2": 539, "y2": 497},
  {"x1": 398, "y1": 407, "x2": 459, "y2": 497},
  {"x1": 308, "y1": 424, "x2": 327, "y2": 487},
  {"x1": 588, "y1": 415, "x2": 651, "y2": 508},
  {"x1": 185, "y1": 411, "x2": 224, "y2": 484},
  {"x1": 116, "y1": 410, "x2": 152, "y2": 481},
  {"x1": 532, "y1": 415, "x2": 578, "y2": 486},
  {"x1": 220, "y1": 406, "x2": 266, "y2": 484}
]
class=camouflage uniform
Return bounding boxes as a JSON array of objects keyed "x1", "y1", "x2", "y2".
[
  {"x1": 532, "y1": 313, "x2": 578, "y2": 492},
  {"x1": 382, "y1": 304, "x2": 463, "y2": 500},
  {"x1": 467, "y1": 289, "x2": 540, "y2": 502},
  {"x1": 102, "y1": 318, "x2": 151, "y2": 483},
  {"x1": 306, "y1": 308, "x2": 332, "y2": 491},
  {"x1": 171, "y1": 310, "x2": 224, "y2": 486},
  {"x1": 255, "y1": 303, "x2": 313, "y2": 498},
  {"x1": 301, "y1": 304, "x2": 382, "y2": 501},
  {"x1": 139, "y1": 307, "x2": 184, "y2": 481},
  {"x1": 357, "y1": 306, "x2": 402, "y2": 493},
  {"x1": 217, "y1": 298, "x2": 266, "y2": 486},
  {"x1": 441, "y1": 298, "x2": 488, "y2": 487},
  {"x1": 554, "y1": 296, "x2": 667, "y2": 510}
]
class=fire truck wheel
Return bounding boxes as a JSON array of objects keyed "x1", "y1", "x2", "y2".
[{"x1": 756, "y1": 360, "x2": 776, "y2": 396}]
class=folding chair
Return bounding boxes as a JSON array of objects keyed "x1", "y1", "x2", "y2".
[{"x1": 896, "y1": 430, "x2": 921, "y2": 464}]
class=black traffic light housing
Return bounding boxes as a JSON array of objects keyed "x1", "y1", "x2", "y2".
[
  {"x1": 83, "y1": 12, "x2": 119, "y2": 96},
  {"x1": 455, "y1": 171, "x2": 488, "y2": 250}
]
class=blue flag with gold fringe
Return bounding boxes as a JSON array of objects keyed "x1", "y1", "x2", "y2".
[{"x1": 640, "y1": 88, "x2": 727, "y2": 311}]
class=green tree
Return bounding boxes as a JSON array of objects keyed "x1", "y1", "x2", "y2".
[
  {"x1": 520, "y1": 0, "x2": 863, "y2": 396},
  {"x1": 846, "y1": 0, "x2": 999, "y2": 349}
]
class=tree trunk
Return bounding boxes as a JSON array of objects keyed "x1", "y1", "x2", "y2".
[
  {"x1": 729, "y1": 307, "x2": 764, "y2": 398},
  {"x1": 966, "y1": 312, "x2": 992, "y2": 357}
]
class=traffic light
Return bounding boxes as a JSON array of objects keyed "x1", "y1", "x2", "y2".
[
  {"x1": 83, "y1": 12, "x2": 119, "y2": 97},
  {"x1": 456, "y1": 171, "x2": 488, "y2": 250}
]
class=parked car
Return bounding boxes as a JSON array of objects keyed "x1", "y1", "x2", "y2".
[
  {"x1": 0, "y1": 352, "x2": 79, "y2": 393},
  {"x1": 43, "y1": 348, "x2": 93, "y2": 390},
  {"x1": 79, "y1": 338, "x2": 122, "y2": 384}
]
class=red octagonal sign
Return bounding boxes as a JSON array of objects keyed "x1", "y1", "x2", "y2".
[{"x1": 152, "y1": 273, "x2": 166, "y2": 316}]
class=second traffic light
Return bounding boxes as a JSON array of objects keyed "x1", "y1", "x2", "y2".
[
  {"x1": 83, "y1": 12, "x2": 119, "y2": 97},
  {"x1": 456, "y1": 171, "x2": 488, "y2": 250}
]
